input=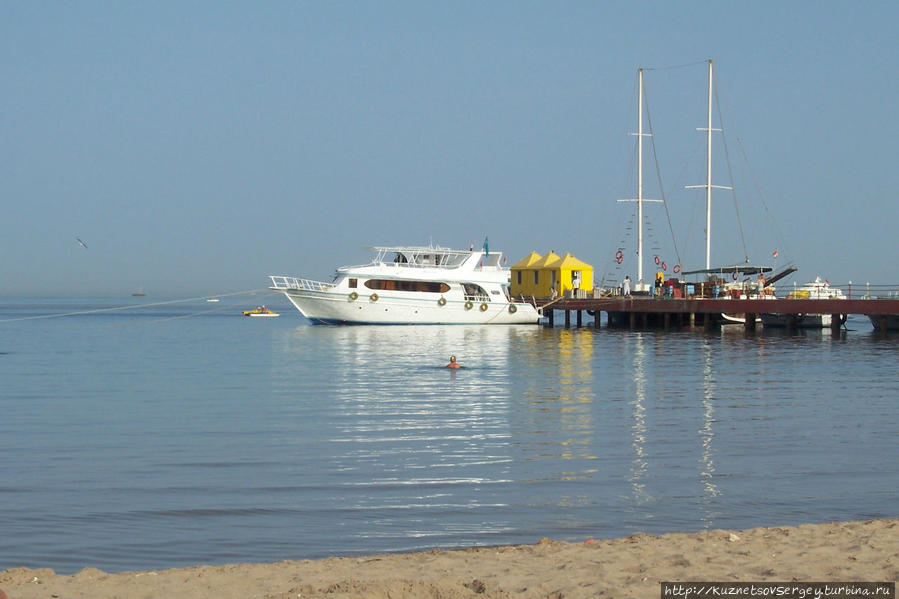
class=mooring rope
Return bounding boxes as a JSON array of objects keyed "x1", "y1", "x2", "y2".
[{"x1": 0, "y1": 288, "x2": 272, "y2": 323}]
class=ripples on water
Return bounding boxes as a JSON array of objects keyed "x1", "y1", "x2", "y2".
[{"x1": 0, "y1": 300, "x2": 897, "y2": 573}]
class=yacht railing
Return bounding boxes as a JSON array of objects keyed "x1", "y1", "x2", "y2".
[
  {"x1": 338, "y1": 260, "x2": 466, "y2": 272},
  {"x1": 269, "y1": 276, "x2": 332, "y2": 292},
  {"x1": 372, "y1": 247, "x2": 473, "y2": 269}
]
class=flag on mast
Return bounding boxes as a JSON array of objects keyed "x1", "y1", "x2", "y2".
[{"x1": 772, "y1": 249, "x2": 778, "y2": 259}]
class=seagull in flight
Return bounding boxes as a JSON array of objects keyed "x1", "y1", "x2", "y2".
[{"x1": 76, "y1": 237, "x2": 88, "y2": 249}]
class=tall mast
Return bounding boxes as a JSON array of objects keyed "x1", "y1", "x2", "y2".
[
  {"x1": 637, "y1": 67, "x2": 645, "y2": 286},
  {"x1": 686, "y1": 59, "x2": 730, "y2": 271},
  {"x1": 619, "y1": 68, "x2": 662, "y2": 291},
  {"x1": 704, "y1": 59, "x2": 713, "y2": 270}
]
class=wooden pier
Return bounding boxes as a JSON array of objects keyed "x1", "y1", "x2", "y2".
[{"x1": 538, "y1": 297, "x2": 899, "y2": 332}]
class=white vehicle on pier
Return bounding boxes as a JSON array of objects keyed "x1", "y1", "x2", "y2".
[{"x1": 270, "y1": 245, "x2": 541, "y2": 325}]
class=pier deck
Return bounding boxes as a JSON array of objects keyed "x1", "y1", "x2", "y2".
[{"x1": 537, "y1": 297, "x2": 899, "y2": 331}]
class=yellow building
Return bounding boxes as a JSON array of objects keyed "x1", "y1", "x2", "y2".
[
  {"x1": 510, "y1": 250, "x2": 594, "y2": 298},
  {"x1": 555, "y1": 253, "x2": 594, "y2": 297},
  {"x1": 509, "y1": 250, "x2": 544, "y2": 297}
]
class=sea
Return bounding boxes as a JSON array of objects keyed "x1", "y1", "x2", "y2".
[{"x1": 1, "y1": 295, "x2": 897, "y2": 574}]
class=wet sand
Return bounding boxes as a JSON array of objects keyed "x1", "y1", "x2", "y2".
[{"x1": 2, "y1": 519, "x2": 896, "y2": 598}]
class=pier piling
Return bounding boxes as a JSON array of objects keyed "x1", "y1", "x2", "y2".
[{"x1": 745, "y1": 314, "x2": 757, "y2": 331}]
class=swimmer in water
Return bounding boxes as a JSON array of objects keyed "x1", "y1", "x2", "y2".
[{"x1": 446, "y1": 355, "x2": 461, "y2": 369}]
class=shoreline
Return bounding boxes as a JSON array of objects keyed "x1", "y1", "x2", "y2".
[{"x1": 2, "y1": 519, "x2": 896, "y2": 599}]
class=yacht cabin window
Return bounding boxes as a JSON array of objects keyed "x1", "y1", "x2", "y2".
[
  {"x1": 462, "y1": 283, "x2": 490, "y2": 302},
  {"x1": 364, "y1": 279, "x2": 450, "y2": 293}
]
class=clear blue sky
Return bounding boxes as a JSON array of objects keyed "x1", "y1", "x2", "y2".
[{"x1": 2, "y1": 1, "x2": 896, "y2": 296}]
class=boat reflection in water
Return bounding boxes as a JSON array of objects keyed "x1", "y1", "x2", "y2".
[
  {"x1": 5, "y1": 297, "x2": 898, "y2": 573},
  {"x1": 269, "y1": 324, "x2": 604, "y2": 548},
  {"x1": 262, "y1": 322, "x2": 896, "y2": 555}
]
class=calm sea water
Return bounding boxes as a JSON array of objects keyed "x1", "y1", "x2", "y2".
[{"x1": 1, "y1": 296, "x2": 897, "y2": 574}]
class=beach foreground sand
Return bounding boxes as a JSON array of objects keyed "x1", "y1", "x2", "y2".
[{"x1": 2, "y1": 519, "x2": 896, "y2": 599}]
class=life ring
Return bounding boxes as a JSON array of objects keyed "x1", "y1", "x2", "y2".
[
  {"x1": 348, "y1": 291, "x2": 358, "y2": 301},
  {"x1": 732, "y1": 272, "x2": 738, "y2": 281},
  {"x1": 370, "y1": 293, "x2": 379, "y2": 302},
  {"x1": 615, "y1": 254, "x2": 623, "y2": 265},
  {"x1": 464, "y1": 301, "x2": 473, "y2": 310},
  {"x1": 615, "y1": 249, "x2": 624, "y2": 261},
  {"x1": 479, "y1": 302, "x2": 488, "y2": 312},
  {"x1": 508, "y1": 304, "x2": 517, "y2": 314},
  {"x1": 661, "y1": 261, "x2": 667, "y2": 272},
  {"x1": 654, "y1": 255, "x2": 661, "y2": 265},
  {"x1": 437, "y1": 297, "x2": 447, "y2": 306},
  {"x1": 673, "y1": 264, "x2": 681, "y2": 274}
]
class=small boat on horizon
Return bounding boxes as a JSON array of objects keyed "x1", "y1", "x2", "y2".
[{"x1": 243, "y1": 305, "x2": 279, "y2": 317}]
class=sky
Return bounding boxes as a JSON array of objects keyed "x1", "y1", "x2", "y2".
[{"x1": 2, "y1": 1, "x2": 897, "y2": 297}]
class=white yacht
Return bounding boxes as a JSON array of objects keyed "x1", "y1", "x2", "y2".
[
  {"x1": 761, "y1": 277, "x2": 846, "y2": 328},
  {"x1": 269, "y1": 245, "x2": 541, "y2": 325}
]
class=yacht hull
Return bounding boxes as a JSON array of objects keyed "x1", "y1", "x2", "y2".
[
  {"x1": 868, "y1": 314, "x2": 899, "y2": 332},
  {"x1": 280, "y1": 289, "x2": 540, "y2": 325},
  {"x1": 761, "y1": 313, "x2": 844, "y2": 329},
  {"x1": 760, "y1": 278, "x2": 846, "y2": 329}
]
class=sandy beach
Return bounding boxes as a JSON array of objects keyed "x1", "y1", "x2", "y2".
[{"x1": 1, "y1": 519, "x2": 896, "y2": 599}]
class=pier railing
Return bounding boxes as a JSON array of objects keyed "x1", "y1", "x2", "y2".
[
  {"x1": 594, "y1": 281, "x2": 899, "y2": 301},
  {"x1": 845, "y1": 283, "x2": 899, "y2": 299}
]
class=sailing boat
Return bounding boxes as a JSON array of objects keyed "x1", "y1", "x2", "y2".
[
  {"x1": 679, "y1": 60, "x2": 776, "y2": 320},
  {"x1": 615, "y1": 60, "x2": 785, "y2": 312}
]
